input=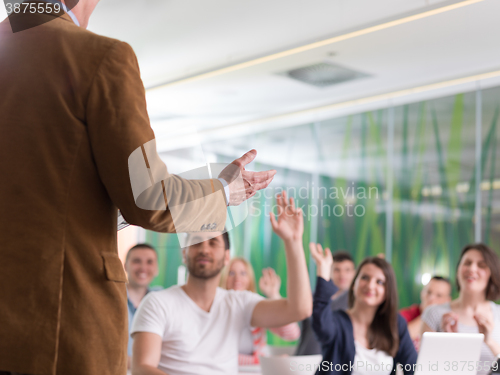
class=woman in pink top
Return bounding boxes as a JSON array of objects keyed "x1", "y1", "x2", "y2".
[{"x1": 220, "y1": 257, "x2": 301, "y2": 365}]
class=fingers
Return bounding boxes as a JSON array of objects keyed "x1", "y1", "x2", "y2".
[
  {"x1": 442, "y1": 312, "x2": 459, "y2": 332},
  {"x1": 309, "y1": 242, "x2": 318, "y2": 259},
  {"x1": 286, "y1": 196, "x2": 295, "y2": 215},
  {"x1": 473, "y1": 315, "x2": 484, "y2": 328},
  {"x1": 232, "y1": 149, "x2": 257, "y2": 168},
  {"x1": 474, "y1": 313, "x2": 491, "y2": 330},
  {"x1": 324, "y1": 247, "x2": 332, "y2": 261},
  {"x1": 269, "y1": 209, "x2": 278, "y2": 230},
  {"x1": 277, "y1": 195, "x2": 284, "y2": 217},
  {"x1": 315, "y1": 243, "x2": 324, "y2": 255},
  {"x1": 243, "y1": 169, "x2": 277, "y2": 183},
  {"x1": 274, "y1": 191, "x2": 298, "y2": 214},
  {"x1": 268, "y1": 268, "x2": 278, "y2": 281},
  {"x1": 309, "y1": 242, "x2": 324, "y2": 262},
  {"x1": 246, "y1": 176, "x2": 275, "y2": 195}
]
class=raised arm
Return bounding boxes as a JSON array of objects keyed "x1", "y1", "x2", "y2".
[
  {"x1": 131, "y1": 332, "x2": 165, "y2": 375},
  {"x1": 250, "y1": 192, "x2": 312, "y2": 328},
  {"x1": 309, "y1": 243, "x2": 341, "y2": 344},
  {"x1": 258, "y1": 267, "x2": 301, "y2": 340}
]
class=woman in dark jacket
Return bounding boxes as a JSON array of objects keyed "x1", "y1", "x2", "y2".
[{"x1": 310, "y1": 243, "x2": 417, "y2": 375}]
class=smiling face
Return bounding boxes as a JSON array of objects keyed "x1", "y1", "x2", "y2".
[
  {"x1": 420, "y1": 278, "x2": 451, "y2": 310},
  {"x1": 183, "y1": 232, "x2": 230, "y2": 280},
  {"x1": 226, "y1": 260, "x2": 251, "y2": 291},
  {"x1": 125, "y1": 248, "x2": 158, "y2": 288},
  {"x1": 457, "y1": 249, "x2": 491, "y2": 296},
  {"x1": 331, "y1": 259, "x2": 356, "y2": 292},
  {"x1": 352, "y1": 263, "x2": 386, "y2": 308}
]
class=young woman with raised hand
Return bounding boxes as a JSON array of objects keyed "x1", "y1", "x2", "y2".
[
  {"x1": 421, "y1": 243, "x2": 500, "y2": 375},
  {"x1": 311, "y1": 244, "x2": 417, "y2": 375},
  {"x1": 220, "y1": 257, "x2": 301, "y2": 365}
]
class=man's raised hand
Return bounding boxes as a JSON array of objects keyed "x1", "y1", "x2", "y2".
[{"x1": 269, "y1": 191, "x2": 303, "y2": 242}]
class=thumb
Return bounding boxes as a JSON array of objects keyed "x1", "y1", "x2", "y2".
[
  {"x1": 270, "y1": 211, "x2": 278, "y2": 230},
  {"x1": 233, "y1": 149, "x2": 257, "y2": 168}
]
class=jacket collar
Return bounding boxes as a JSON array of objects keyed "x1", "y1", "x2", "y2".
[{"x1": 7, "y1": 1, "x2": 79, "y2": 26}]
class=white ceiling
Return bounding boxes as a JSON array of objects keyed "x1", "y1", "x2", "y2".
[
  {"x1": 3, "y1": 0, "x2": 498, "y2": 154},
  {"x1": 85, "y1": 0, "x2": 500, "y2": 153},
  {"x1": 88, "y1": 0, "x2": 451, "y2": 87}
]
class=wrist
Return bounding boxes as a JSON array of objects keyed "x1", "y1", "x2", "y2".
[
  {"x1": 268, "y1": 292, "x2": 281, "y2": 299},
  {"x1": 317, "y1": 272, "x2": 331, "y2": 281},
  {"x1": 485, "y1": 337, "x2": 496, "y2": 349},
  {"x1": 283, "y1": 237, "x2": 302, "y2": 247}
]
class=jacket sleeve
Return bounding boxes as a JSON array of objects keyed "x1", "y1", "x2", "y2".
[
  {"x1": 393, "y1": 314, "x2": 418, "y2": 374},
  {"x1": 85, "y1": 41, "x2": 227, "y2": 233},
  {"x1": 312, "y1": 276, "x2": 339, "y2": 345}
]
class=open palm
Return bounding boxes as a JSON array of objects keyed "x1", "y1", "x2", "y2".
[
  {"x1": 259, "y1": 268, "x2": 281, "y2": 299},
  {"x1": 270, "y1": 191, "x2": 303, "y2": 242},
  {"x1": 309, "y1": 242, "x2": 333, "y2": 280}
]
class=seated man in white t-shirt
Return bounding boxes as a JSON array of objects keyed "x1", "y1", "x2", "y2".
[{"x1": 130, "y1": 192, "x2": 312, "y2": 375}]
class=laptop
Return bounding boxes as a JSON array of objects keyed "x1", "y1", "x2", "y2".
[{"x1": 413, "y1": 332, "x2": 484, "y2": 375}]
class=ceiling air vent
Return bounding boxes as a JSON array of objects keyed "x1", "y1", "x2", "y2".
[{"x1": 282, "y1": 62, "x2": 368, "y2": 88}]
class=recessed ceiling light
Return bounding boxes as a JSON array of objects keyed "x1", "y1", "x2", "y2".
[{"x1": 281, "y1": 62, "x2": 368, "y2": 88}]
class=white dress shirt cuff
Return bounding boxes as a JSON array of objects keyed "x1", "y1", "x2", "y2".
[{"x1": 217, "y1": 178, "x2": 230, "y2": 206}]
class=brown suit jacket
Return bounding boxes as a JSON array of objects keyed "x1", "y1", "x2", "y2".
[{"x1": 0, "y1": 5, "x2": 226, "y2": 375}]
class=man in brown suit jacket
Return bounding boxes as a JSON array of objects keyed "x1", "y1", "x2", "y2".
[{"x1": 0, "y1": 1, "x2": 275, "y2": 374}]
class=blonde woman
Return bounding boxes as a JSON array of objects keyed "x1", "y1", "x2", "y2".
[{"x1": 221, "y1": 257, "x2": 301, "y2": 365}]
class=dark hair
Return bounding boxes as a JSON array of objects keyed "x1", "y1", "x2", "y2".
[
  {"x1": 125, "y1": 243, "x2": 157, "y2": 263},
  {"x1": 348, "y1": 257, "x2": 399, "y2": 356},
  {"x1": 332, "y1": 251, "x2": 354, "y2": 264},
  {"x1": 222, "y1": 231, "x2": 230, "y2": 250},
  {"x1": 456, "y1": 243, "x2": 500, "y2": 301},
  {"x1": 185, "y1": 231, "x2": 230, "y2": 251},
  {"x1": 430, "y1": 275, "x2": 451, "y2": 286}
]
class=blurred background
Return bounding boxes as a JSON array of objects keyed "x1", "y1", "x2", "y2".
[{"x1": 5, "y1": 0, "x2": 498, "y2": 344}]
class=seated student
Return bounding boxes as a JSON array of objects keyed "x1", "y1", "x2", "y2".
[
  {"x1": 130, "y1": 192, "x2": 312, "y2": 375},
  {"x1": 125, "y1": 244, "x2": 160, "y2": 369},
  {"x1": 312, "y1": 248, "x2": 417, "y2": 375},
  {"x1": 421, "y1": 243, "x2": 500, "y2": 375},
  {"x1": 220, "y1": 258, "x2": 301, "y2": 364},
  {"x1": 295, "y1": 246, "x2": 356, "y2": 356},
  {"x1": 399, "y1": 276, "x2": 451, "y2": 350}
]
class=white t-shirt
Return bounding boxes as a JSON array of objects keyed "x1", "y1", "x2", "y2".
[
  {"x1": 351, "y1": 341, "x2": 393, "y2": 375},
  {"x1": 131, "y1": 285, "x2": 264, "y2": 375}
]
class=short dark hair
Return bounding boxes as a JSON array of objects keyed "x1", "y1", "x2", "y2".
[
  {"x1": 185, "y1": 231, "x2": 230, "y2": 250},
  {"x1": 456, "y1": 243, "x2": 500, "y2": 301},
  {"x1": 222, "y1": 231, "x2": 230, "y2": 250},
  {"x1": 430, "y1": 275, "x2": 451, "y2": 286},
  {"x1": 332, "y1": 251, "x2": 354, "y2": 264},
  {"x1": 125, "y1": 243, "x2": 157, "y2": 263}
]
